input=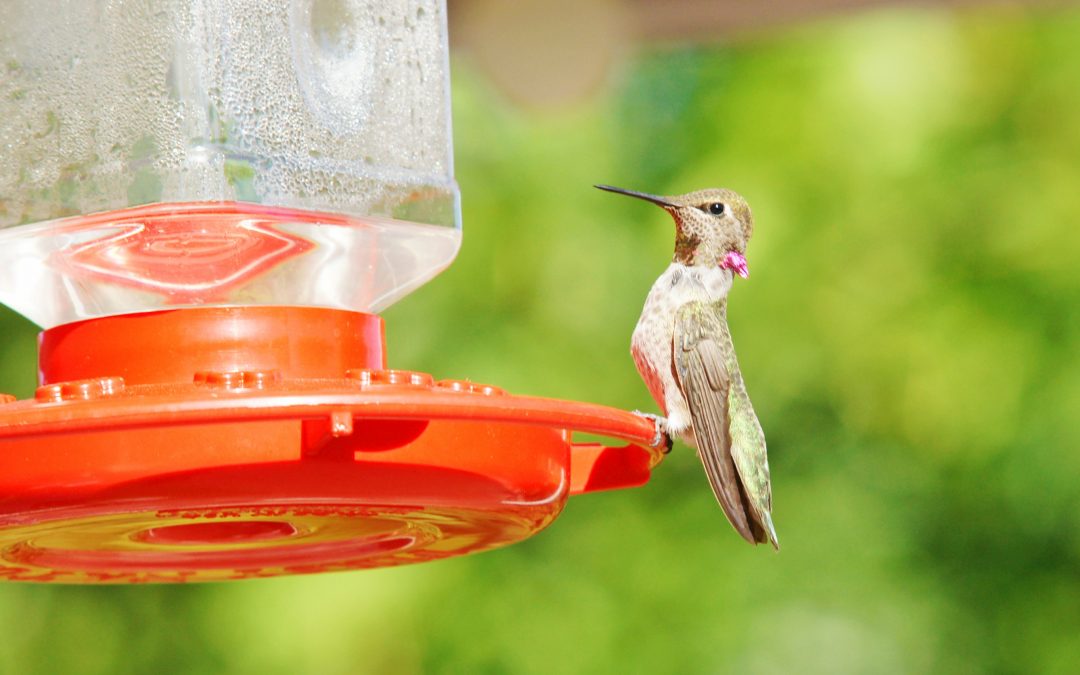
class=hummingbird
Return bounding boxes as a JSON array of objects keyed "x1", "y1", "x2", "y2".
[{"x1": 597, "y1": 184, "x2": 778, "y2": 549}]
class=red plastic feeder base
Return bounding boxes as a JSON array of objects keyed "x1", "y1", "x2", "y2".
[{"x1": 0, "y1": 307, "x2": 662, "y2": 583}]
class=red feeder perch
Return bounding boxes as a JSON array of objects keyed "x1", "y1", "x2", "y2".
[
  {"x1": 0, "y1": 305, "x2": 660, "y2": 583},
  {"x1": 0, "y1": 2, "x2": 663, "y2": 583}
]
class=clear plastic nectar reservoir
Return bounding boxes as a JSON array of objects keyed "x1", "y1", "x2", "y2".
[{"x1": 0, "y1": 0, "x2": 460, "y2": 327}]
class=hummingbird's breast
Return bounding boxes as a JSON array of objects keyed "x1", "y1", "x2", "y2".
[{"x1": 631, "y1": 262, "x2": 733, "y2": 432}]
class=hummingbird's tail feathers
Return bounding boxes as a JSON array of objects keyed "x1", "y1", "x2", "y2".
[
  {"x1": 758, "y1": 511, "x2": 780, "y2": 551},
  {"x1": 696, "y1": 447, "x2": 758, "y2": 545},
  {"x1": 729, "y1": 396, "x2": 778, "y2": 550},
  {"x1": 736, "y1": 472, "x2": 779, "y2": 549}
]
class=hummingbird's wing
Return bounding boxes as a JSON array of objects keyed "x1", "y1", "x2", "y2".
[{"x1": 674, "y1": 300, "x2": 778, "y2": 549}]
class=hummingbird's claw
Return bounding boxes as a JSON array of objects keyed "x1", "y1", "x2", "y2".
[
  {"x1": 632, "y1": 410, "x2": 674, "y2": 454},
  {"x1": 659, "y1": 432, "x2": 673, "y2": 454}
]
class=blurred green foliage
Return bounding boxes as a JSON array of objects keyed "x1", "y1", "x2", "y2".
[{"x1": 2, "y1": 5, "x2": 1079, "y2": 673}]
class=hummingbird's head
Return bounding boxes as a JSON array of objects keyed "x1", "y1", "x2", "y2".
[{"x1": 596, "y1": 185, "x2": 754, "y2": 278}]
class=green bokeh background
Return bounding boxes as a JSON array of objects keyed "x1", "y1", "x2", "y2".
[{"x1": 2, "y1": 5, "x2": 1079, "y2": 673}]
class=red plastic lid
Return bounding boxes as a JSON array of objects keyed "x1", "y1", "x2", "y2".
[{"x1": 0, "y1": 307, "x2": 662, "y2": 583}]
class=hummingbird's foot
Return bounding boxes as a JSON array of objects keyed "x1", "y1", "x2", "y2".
[{"x1": 632, "y1": 411, "x2": 674, "y2": 454}]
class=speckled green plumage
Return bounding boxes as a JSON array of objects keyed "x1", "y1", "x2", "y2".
[{"x1": 675, "y1": 299, "x2": 777, "y2": 549}]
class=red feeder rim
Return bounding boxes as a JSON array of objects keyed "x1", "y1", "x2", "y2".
[{"x1": 0, "y1": 306, "x2": 663, "y2": 583}]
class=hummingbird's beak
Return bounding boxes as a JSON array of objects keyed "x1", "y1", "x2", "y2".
[{"x1": 595, "y1": 185, "x2": 678, "y2": 208}]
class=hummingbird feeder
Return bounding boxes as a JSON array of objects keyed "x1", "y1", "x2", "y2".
[{"x1": 0, "y1": 0, "x2": 662, "y2": 583}]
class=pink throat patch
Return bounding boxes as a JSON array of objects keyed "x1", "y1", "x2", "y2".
[{"x1": 722, "y1": 251, "x2": 750, "y2": 279}]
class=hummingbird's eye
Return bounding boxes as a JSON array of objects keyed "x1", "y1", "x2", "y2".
[{"x1": 707, "y1": 202, "x2": 726, "y2": 215}]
